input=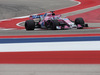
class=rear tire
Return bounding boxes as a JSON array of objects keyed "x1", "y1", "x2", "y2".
[{"x1": 25, "y1": 20, "x2": 35, "y2": 30}]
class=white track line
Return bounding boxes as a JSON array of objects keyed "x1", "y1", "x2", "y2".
[
  {"x1": 0, "y1": 41, "x2": 100, "y2": 52},
  {"x1": 16, "y1": 21, "x2": 25, "y2": 27},
  {"x1": 0, "y1": 0, "x2": 99, "y2": 30},
  {"x1": 0, "y1": 0, "x2": 80, "y2": 22}
]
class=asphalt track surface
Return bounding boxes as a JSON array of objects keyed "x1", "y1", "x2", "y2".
[
  {"x1": 0, "y1": 1, "x2": 100, "y2": 35},
  {"x1": 0, "y1": 0, "x2": 100, "y2": 75},
  {"x1": 0, "y1": 0, "x2": 77, "y2": 20}
]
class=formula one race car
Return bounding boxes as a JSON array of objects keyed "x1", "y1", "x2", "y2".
[{"x1": 25, "y1": 11, "x2": 88, "y2": 30}]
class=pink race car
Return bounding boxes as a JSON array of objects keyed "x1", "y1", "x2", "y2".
[{"x1": 25, "y1": 11, "x2": 88, "y2": 30}]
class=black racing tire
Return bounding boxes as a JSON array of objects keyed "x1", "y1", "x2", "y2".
[
  {"x1": 75, "y1": 17, "x2": 85, "y2": 29},
  {"x1": 45, "y1": 20, "x2": 51, "y2": 29},
  {"x1": 75, "y1": 17, "x2": 85, "y2": 25},
  {"x1": 75, "y1": 18, "x2": 85, "y2": 25},
  {"x1": 50, "y1": 20, "x2": 59, "y2": 30},
  {"x1": 25, "y1": 20, "x2": 35, "y2": 30}
]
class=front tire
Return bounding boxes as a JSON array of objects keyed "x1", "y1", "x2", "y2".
[
  {"x1": 25, "y1": 20, "x2": 35, "y2": 30},
  {"x1": 75, "y1": 17, "x2": 85, "y2": 29},
  {"x1": 50, "y1": 20, "x2": 59, "y2": 30}
]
